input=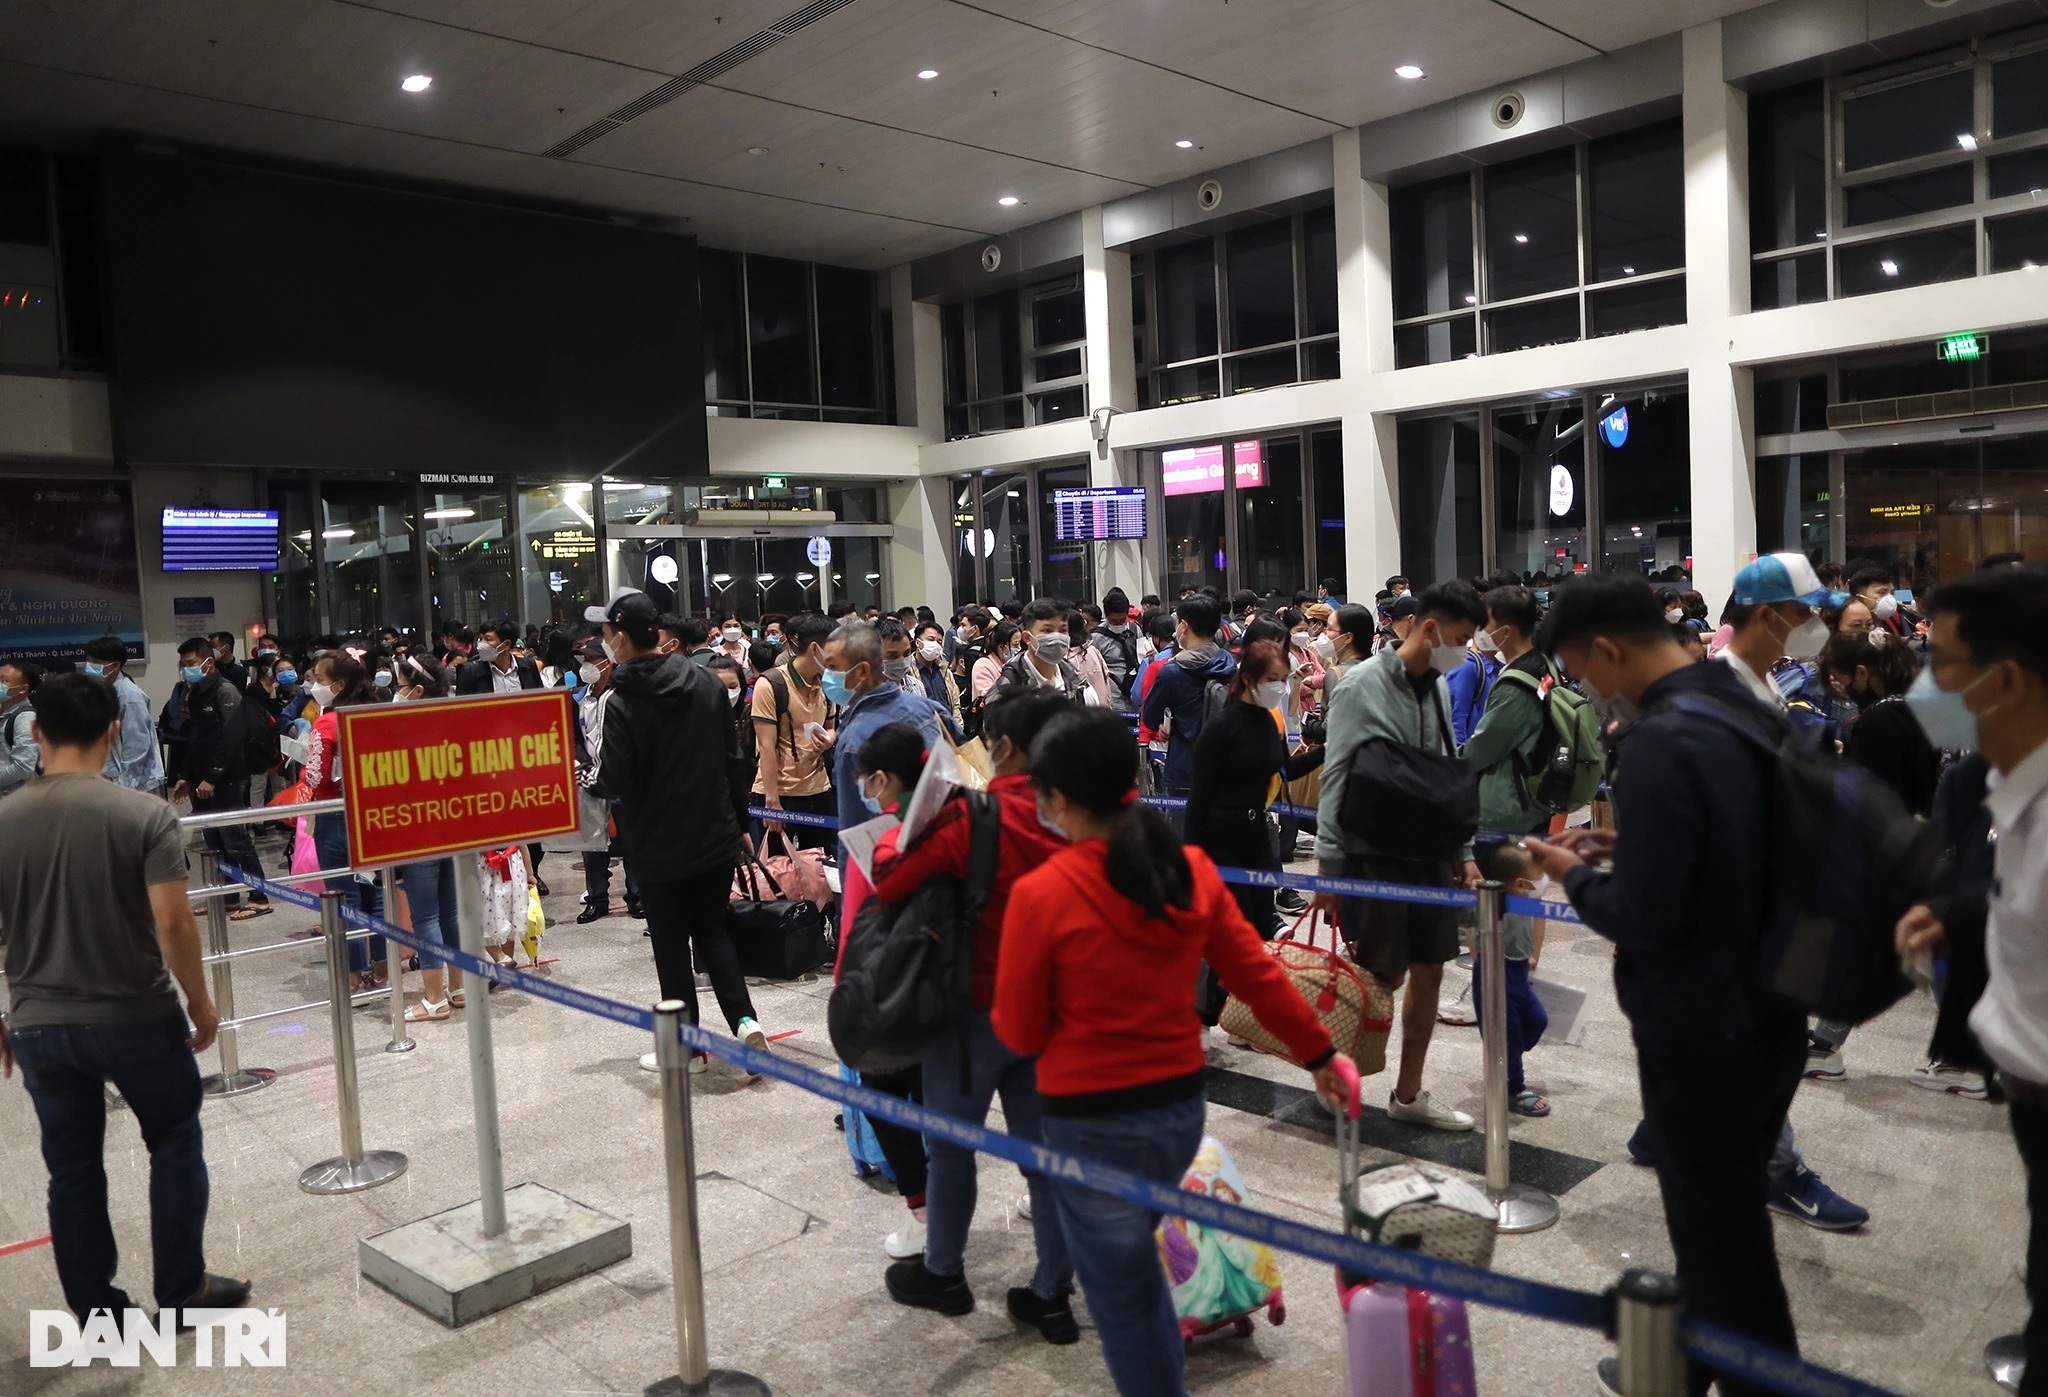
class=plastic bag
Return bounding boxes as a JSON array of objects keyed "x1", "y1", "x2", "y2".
[{"x1": 523, "y1": 886, "x2": 545, "y2": 964}]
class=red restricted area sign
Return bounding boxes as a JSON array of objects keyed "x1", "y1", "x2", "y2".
[{"x1": 335, "y1": 689, "x2": 579, "y2": 865}]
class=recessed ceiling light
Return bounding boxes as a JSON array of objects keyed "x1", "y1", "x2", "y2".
[
  {"x1": 1880, "y1": 258, "x2": 1900, "y2": 276},
  {"x1": 747, "y1": 145, "x2": 770, "y2": 155},
  {"x1": 1394, "y1": 64, "x2": 1426, "y2": 80},
  {"x1": 1958, "y1": 133, "x2": 1979, "y2": 151},
  {"x1": 1513, "y1": 232, "x2": 1529, "y2": 244},
  {"x1": 400, "y1": 74, "x2": 432, "y2": 93},
  {"x1": 997, "y1": 195, "x2": 1019, "y2": 206},
  {"x1": 423, "y1": 508, "x2": 476, "y2": 520},
  {"x1": 917, "y1": 68, "x2": 939, "y2": 80},
  {"x1": 1623, "y1": 265, "x2": 1635, "y2": 275},
  {"x1": 1175, "y1": 139, "x2": 1194, "y2": 149},
  {"x1": 321, "y1": 528, "x2": 355, "y2": 540},
  {"x1": 1464, "y1": 294, "x2": 1477, "y2": 304}
]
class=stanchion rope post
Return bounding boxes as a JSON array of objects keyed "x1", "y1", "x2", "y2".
[
  {"x1": 299, "y1": 889, "x2": 408, "y2": 1194},
  {"x1": 196, "y1": 848, "x2": 275, "y2": 1097},
  {"x1": 381, "y1": 866, "x2": 415, "y2": 1056},
  {"x1": 1475, "y1": 877, "x2": 1558, "y2": 1233}
]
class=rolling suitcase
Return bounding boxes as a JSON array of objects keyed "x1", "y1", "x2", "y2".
[
  {"x1": 1339, "y1": 1281, "x2": 1478, "y2": 1397},
  {"x1": 1156, "y1": 1136, "x2": 1286, "y2": 1346}
]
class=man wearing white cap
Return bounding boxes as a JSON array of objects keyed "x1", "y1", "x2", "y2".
[{"x1": 1716, "y1": 552, "x2": 1842, "y2": 712}]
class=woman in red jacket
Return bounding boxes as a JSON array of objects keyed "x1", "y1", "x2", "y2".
[{"x1": 994, "y1": 706, "x2": 1353, "y2": 1397}]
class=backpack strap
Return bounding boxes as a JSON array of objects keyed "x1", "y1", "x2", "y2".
[
  {"x1": 764, "y1": 666, "x2": 798, "y2": 762},
  {"x1": 961, "y1": 790, "x2": 1002, "y2": 916},
  {"x1": 1664, "y1": 692, "x2": 1783, "y2": 759}
]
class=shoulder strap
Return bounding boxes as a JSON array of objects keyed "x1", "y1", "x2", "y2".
[
  {"x1": 765, "y1": 667, "x2": 796, "y2": 760},
  {"x1": 1430, "y1": 680, "x2": 1457, "y2": 757},
  {"x1": 961, "y1": 791, "x2": 1002, "y2": 913},
  {"x1": 1665, "y1": 692, "x2": 1781, "y2": 760}
]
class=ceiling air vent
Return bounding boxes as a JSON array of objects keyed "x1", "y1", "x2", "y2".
[
  {"x1": 980, "y1": 244, "x2": 1003, "y2": 273},
  {"x1": 1826, "y1": 378, "x2": 2048, "y2": 429},
  {"x1": 1491, "y1": 91, "x2": 1526, "y2": 129},
  {"x1": 1196, "y1": 179, "x2": 1224, "y2": 212}
]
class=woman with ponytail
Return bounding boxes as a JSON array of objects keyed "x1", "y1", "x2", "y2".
[{"x1": 993, "y1": 706, "x2": 1354, "y2": 1396}]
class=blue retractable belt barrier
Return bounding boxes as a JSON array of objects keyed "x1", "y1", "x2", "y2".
[
  {"x1": 218, "y1": 860, "x2": 1901, "y2": 1397},
  {"x1": 746, "y1": 806, "x2": 843, "y2": 831}
]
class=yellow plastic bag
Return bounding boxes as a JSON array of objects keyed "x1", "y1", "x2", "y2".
[{"x1": 523, "y1": 887, "x2": 545, "y2": 964}]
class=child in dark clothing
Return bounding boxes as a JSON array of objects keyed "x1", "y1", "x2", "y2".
[{"x1": 1473, "y1": 841, "x2": 1552, "y2": 1116}]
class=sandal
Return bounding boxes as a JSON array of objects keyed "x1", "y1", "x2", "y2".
[
  {"x1": 447, "y1": 989, "x2": 466, "y2": 1007},
  {"x1": 404, "y1": 997, "x2": 451, "y2": 1023},
  {"x1": 229, "y1": 903, "x2": 274, "y2": 921},
  {"x1": 1508, "y1": 1089, "x2": 1551, "y2": 1118}
]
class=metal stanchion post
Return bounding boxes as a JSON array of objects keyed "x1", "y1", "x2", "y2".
[
  {"x1": 197, "y1": 850, "x2": 275, "y2": 1097},
  {"x1": 300, "y1": 890, "x2": 408, "y2": 1194},
  {"x1": 647, "y1": 1001, "x2": 768, "y2": 1397},
  {"x1": 381, "y1": 867, "x2": 414, "y2": 1055},
  {"x1": 1476, "y1": 877, "x2": 1558, "y2": 1234},
  {"x1": 1607, "y1": 1269, "x2": 1686, "y2": 1397},
  {"x1": 453, "y1": 850, "x2": 509, "y2": 1238},
  {"x1": 1986, "y1": 1333, "x2": 2026, "y2": 1391}
]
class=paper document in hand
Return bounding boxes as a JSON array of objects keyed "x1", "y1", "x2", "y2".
[
  {"x1": 838, "y1": 813, "x2": 900, "y2": 884},
  {"x1": 280, "y1": 731, "x2": 311, "y2": 765},
  {"x1": 1529, "y1": 976, "x2": 1590, "y2": 1047},
  {"x1": 898, "y1": 738, "x2": 966, "y2": 846}
]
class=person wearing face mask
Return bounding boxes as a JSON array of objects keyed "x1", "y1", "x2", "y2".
[
  {"x1": 81, "y1": 636, "x2": 164, "y2": 793},
  {"x1": 1067, "y1": 607, "x2": 1116, "y2": 708},
  {"x1": 822, "y1": 620, "x2": 950, "y2": 838},
  {"x1": 571, "y1": 641, "x2": 642, "y2": 926},
  {"x1": 299, "y1": 652, "x2": 388, "y2": 980},
  {"x1": 454, "y1": 621, "x2": 542, "y2": 696},
  {"x1": 1185, "y1": 641, "x2": 1326, "y2": 975},
  {"x1": 587, "y1": 587, "x2": 768, "y2": 1071},
  {"x1": 1715, "y1": 553, "x2": 1839, "y2": 718},
  {"x1": 750, "y1": 613, "x2": 840, "y2": 851},
  {"x1": 1444, "y1": 609, "x2": 1503, "y2": 747},
  {"x1": 911, "y1": 620, "x2": 962, "y2": 724},
  {"x1": 1458, "y1": 586, "x2": 1561, "y2": 843},
  {"x1": 760, "y1": 615, "x2": 788, "y2": 652},
  {"x1": 993, "y1": 601, "x2": 1097, "y2": 705},
  {"x1": 968, "y1": 621, "x2": 1021, "y2": 707},
  {"x1": 1322, "y1": 603, "x2": 1375, "y2": 684},
  {"x1": 1090, "y1": 590, "x2": 1143, "y2": 711},
  {"x1": 1821, "y1": 630, "x2": 1939, "y2": 817},
  {"x1": 876, "y1": 617, "x2": 920, "y2": 698},
  {"x1": 1522, "y1": 576, "x2": 1867, "y2": 1397},
  {"x1": 707, "y1": 654, "x2": 751, "y2": 782},
  {"x1": 168, "y1": 637, "x2": 273, "y2": 922},
  {"x1": 0, "y1": 660, "x2": 43, "y2": 800},
  {"x1": 1849, "y1": 566, "x2": 1907, "y2": 638},
  {"x1": 206, "y1": 632, "x2": 249, "y2": 694},
  {"x1": 378, "y1": 655, "x2": 470, "y2": 1023},
  {"x1": 715, "y1": 619, "x2": 751, "y2": 675},
  {"x1": 1313, "y1": 581, "x2": 1487, "y2": 1132},
  {"x1": 1140, "y1": 595, "x2": 1237, "y2": 798},
  {"x1": 864, "y1": 694, "x2": 1078, "y2": 1333}
]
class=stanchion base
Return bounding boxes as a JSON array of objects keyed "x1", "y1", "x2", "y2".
[
  {"x1": 359, "y1": 1181, "x2": 631, "y2": 1327},
  {"x1": 202, "y1": 1068, "x2": 277, "y2": 1097},
  {"x1": 645, "y1": 1369, "x2": 772, "y2": 1396},
  {"x1": 300, "y1": 1149, "x2": 409, "y2": 1195},
  {"x1": 1986, "y1": 1333, "x2": 2026, "y2": 1391},
  {"x1": 1493, "y1": 1182, "x2": 1560, "y2": 1234},
  {"x1": 385, "y1": 1037, "x2": 418, "y2": 1054}
]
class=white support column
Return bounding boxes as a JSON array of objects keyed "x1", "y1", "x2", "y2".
[
  {"x1": 1684, "y1": 20, "x2": 1756, "y2": 605},
  {"x1": 891, "y1": 263, "x2": 943, "y2": 432},
  {"x1": 886, "y1": 476, "x2": 956, "y2": 614},
  {"x1": 1082, "y1": 205, "x2": 1152, "y2": 601},
  {"x1": 1333, "y1": 129, "x2": 1400, "y2": 598}
]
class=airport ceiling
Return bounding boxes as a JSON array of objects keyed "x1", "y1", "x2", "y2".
[{"x1": 0, "y1": 0, "x2": 1772, "y2": 269}]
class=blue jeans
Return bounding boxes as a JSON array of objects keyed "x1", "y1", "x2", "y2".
[
  {"x1": 10, "y1": 1015, "x2": 210, "y2": 1318},
  {"x1": 1043, "y1": 1095, "x2": 1206, "y2": 1397},
  {"x1": 921, "y1": 1011, "x2": 1073, "y2": 1299},
  {"x1": 396, "y1": 858, "x2": 460, "y2": 970},
  {"x1": 313, "y1": 813, "x2": 384, "y2": 976},
  {"x1": 1472, "y1": 957, "x2": 1549, "y2": 1095}
]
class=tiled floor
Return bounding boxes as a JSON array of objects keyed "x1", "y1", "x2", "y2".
[{"x1": 0, "y1": 835, "x2": 2028, "y2": 1395}]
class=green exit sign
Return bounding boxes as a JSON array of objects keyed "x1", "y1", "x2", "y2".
[
  {"x1": 1937, "y1": 332, "x2": 1985, "y2": 362},
  {"x1": 764, "y1": 475, "x2": 789, "y2": 490}
]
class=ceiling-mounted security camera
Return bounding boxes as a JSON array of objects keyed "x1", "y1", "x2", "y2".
[
  {"x1": 1491, "y1": 91, "x2": 1526, "y2": 129},
  {"x1": 1196, "y1": 179, "x2": 1224, "y2": 212},
  {"x1": 1090, "y1": 405, "x2": 1122, "y2": 460}
]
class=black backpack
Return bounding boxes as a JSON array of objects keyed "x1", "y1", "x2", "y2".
[
  {"x1": 828, "y1": 791, "x2": 1002, "y2": 1073},
  {"x1": 1099, "y1": 627, "x2": 1141, "y2": 701},
  {"x1": 1337, "y1": 681, "x2": 1479, "y2": 863},
  {"x1": 1669, "y1": 694, "x2": 1938, "y2": 1025},
  {"x1": 239, "y1": 695, "x2": 282, "y2": 776}
]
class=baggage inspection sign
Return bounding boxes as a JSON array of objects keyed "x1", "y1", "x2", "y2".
[{"x1": 335, "y1": 689, "x2": 578, "y2": 865}]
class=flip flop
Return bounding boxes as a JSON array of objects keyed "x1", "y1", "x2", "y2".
[{"x1": 229, "y1": 903, "x2": 274, "y2": 921}]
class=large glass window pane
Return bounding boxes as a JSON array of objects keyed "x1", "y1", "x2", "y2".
[
  {"x1": 1395, "y1": 315, "x2": 1478, "y2": 368},
  {"x1": 1989, "y1": 208, "x2": 2048, "y2": 272},
  {"x1": 815, "y1": 264, "x2": 877, "y2": 409},
  {"x1": 748, "y1": 255, "x2": 815, "y2": 404},
  {"x1": 1304, "y1": 207, "x2": 1339, "y2": 337},
  {"x1": 1397, "y1": 417, "x2": 1481, "y2": 588},
  {"x1": 1750, "y1": 83, "x2": 1827, "y2": 252},
  {"x1": 756, "y1": 537, "x2": 821, "y2": 621},
  {"x1": 973, "y1": 292, "x2": 1022, "y2": 397},
  {"x1": 517, "y1": 484, "x2": 599, "y2": 628},
  {"x1": 1303, "y1": 340, "x2": 1340, "y2": 381},
  {"x1": 942, "y1": 301, "x2": 968, "y2": 404},
  {"x1": 1228, "y1": 348, "x2": 1296, "y2": 394},
  {"x1": 975, "y1": 398, "x2": 1024, "y2": 433},
  {"x1": 1034, "y1": 348, "x2": 1082, "y2": 382},
  {"x1": 1844, "y1": 165, "x2": 1974, "y2": 227},
  {"x1": 1160, "y1": 445, "x2": 1229, "y2": 598},
  {"x1": 1311, "y1": 429, "x2": 1345, "y2": 593},
  {"x1": 1756, "y1": 375, "x2": 1828, "y2": 436},
  {"x1": 1596, "y1": 390, "x2": 1691, "y2": 576},
  {"x1": 1842, "y1": 69, "x2": 1975, "y2": 172},
  {"x1": 1752, "y1": 253, "x2": 1828, "y2": 309},
  {"x1": 952, "y1": 475, "x2": 981, "y2": 607},
  {"x1": 1239, "y1": 436, "x2": 1304, "y2": 598},
  {"x1": 982, "y1": 471, "x2": 1032, "y2": 602},
  {"x1": 418, "y1": 486, "x2": 507, "y2": 633},
  {"x1": 1589, "y1": 124, "x2": 1684, "y2": 282},
  {"x1": 0, "y1": 148, "x2": 56, "y2": 366},
  {"x1": 1485, "y1": 149, "x2": 1579, "y2": 301},
  {"x1": 1156, "y1": 361, "x2": 1219, "y2": 406},
  {"x1": 1993, "y1": 49, "x2": 2048, "y2": 139},
  {"x1": 1036, "y1": 462, "x2": 1094, "y2": 602},
  {"x1": 1156, "y1": 241, "x2": 1218, "y2": 363},
  {"x1": 271, "y1": 481, "x2": 318, "y2": 638},
  {"x1": 1487, "y1": 296, "x2": 1580, "y2": 353},
  {"x1": 1393, "y1": 175, "x2": 1476, "y2": 320},
  {"x1": 1226, "y1": 221, "x2": 1296, "y2": 350},
  {"x1": 699, "y1": 247, "x2": 747, "y2": 402},
  {"x1": 1989, "y1": 148, "x2": 2048, "y2": 200},
  {"x1": 1588, "y1": 277, "x2": 1686, "y2": 337},
  {"x1": 1032, "y1": 286, "x2": 1084, "y2": 346},
  {"x1": 832, "y1": 537, "x2": 887, "y2": 618},
  {"x1": 1494, "y1": 401, "x2": 1587, "y2": 579},
  {"x1": 1755, "y1": 454, "x2": 1831, "y2": 559},
  {"x1": 1835, "y1": 224, "x2": 1976, "y2": 297},
  {"x1": 1031, "y1": 386, "x2": 1086, "y2": 422},
  {"x1": 1845, "y1": 437, "x2": 2048, "y2": 586},
  {"x1": 322, "y1": 483, "x2": 422, "y2": 635}
]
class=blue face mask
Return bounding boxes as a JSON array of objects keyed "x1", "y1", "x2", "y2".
[
  {"x1": 180, "y1": 664, "x2": 207, "y2": 685},
  {"x1": 767, "y1": 635, "x2": 784, "y2": 649},
  {"x1": 82, "y1": 661, "x2": 107, "y2": 678},
  {"x1": 1905, "y1": 665, "x2": 1995, "y2": 752},
  {"x1": 275, "y1": 669, "x2": 298, "y2": 687},
  {"x1": 374, "y1": 670, "x2": 394, "y2": 688},
  {"x1": 820, "y1": 667, "x2": 853, "y2": 706},
  {"x1": 860, "y1": 788, "x2": 885, "y2": 816}
]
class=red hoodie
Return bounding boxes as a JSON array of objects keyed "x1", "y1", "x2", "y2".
[
  {"x1": 994, "y1": 839, "x2": 1334, "y2": 1113},
  {"x1": 869, "y1": 774, "x2": 1065, "y2": 1008}
]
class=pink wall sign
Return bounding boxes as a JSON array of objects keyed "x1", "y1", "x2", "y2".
[{"x1": 1162, "y1": 440, "x2": 1265, "y2": 497}]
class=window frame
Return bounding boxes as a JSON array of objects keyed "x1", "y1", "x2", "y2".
[
  {"x1": 939, "y1": 275, "x2": 1091, "y2": 436},
  {"x1": 701, "y1": 250, "x2": 889, "y2": 423}
]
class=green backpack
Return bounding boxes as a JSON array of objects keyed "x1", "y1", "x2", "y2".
[{"x1": 1499, "y1": 662, "x2": 1604, "y2": 814}]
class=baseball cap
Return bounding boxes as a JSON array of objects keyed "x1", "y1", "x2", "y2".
[
  {"x1": 1386, "y1": 594, "x2": 1420, "y2": 621},
  {"x1": 584, "y1": 586, "x2": 650, "y2": 626},
  {"x1": 1731, "y1": 552, "x2": 1846, "y2": 608}
]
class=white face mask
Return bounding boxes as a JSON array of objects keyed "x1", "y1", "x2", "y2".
[
  {"x1": 725, "y1": 685, "x2": 744, "y2": 707},
  {"x1": 1429, "y1": 644, "x2": 1468, "y2": 675},
  {"x1": 1870, "y1": 593, "x2": 1899, "y2": 621},
  {"x1": 602, "y1": 637, "x2": 625, "y2": 665},
  {"x1": 1473, "y1": 628, "x2": 1501, "y2": 655},
  {"x1": 305, "y1": 680, "x2": 337, "y2": 709},
  {"x1": 392, "y1": 688, "x2": 417, "y2": 704},
  {"x1": 1665, "y1": 608, "x2": 1684, "y2": 624},
  {"x1": 722, "y1": 628, "x2": 744, "y2": 645},
  {"x1": 1290, "y1": 630, "x2": 1312, "y2": 648},
  {"x1": 919, "y1": 640, "x2": 944, "y2": 663},
  {"x1": 578, "y1": 662, "x2": 601, "y2": 686},
  {"x1": 1312, "y1": 634, "x2": 1337, "y2": 663},
  {"x1": 473, "y1": 641, "x2": 500, "y2": 664},
  {"x1": 1782, "y1": 613, "x2": 1829, "y2": 661},
  {"x1": 1252, "y1": 679, "x2": 1288, "y2": 709}
]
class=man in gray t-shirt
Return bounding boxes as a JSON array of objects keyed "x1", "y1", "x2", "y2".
[{"x1": 0, "y1": 672, "x2": 249, "y2": 1322}]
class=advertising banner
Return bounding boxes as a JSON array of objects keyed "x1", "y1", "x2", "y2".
[
  {"x1": 0, "y1": 478, "x2": 145, "y2": 663},
  {"x1": 336, "y1": 690, "x2": 578, "y2": 866},
  {"x1": 1161, "y1": 441, "x2": 1265, "y2": 497}
]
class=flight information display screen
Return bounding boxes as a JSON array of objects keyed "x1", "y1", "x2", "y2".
[
  {"x1": 1050, "y1": 486, "x2": 1147, "y2": 540},
  {"x1": 161, "y1": 508, "x2": 280, "y2": 571}
]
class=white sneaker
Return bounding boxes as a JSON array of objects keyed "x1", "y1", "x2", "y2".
[
  {"x1": 639, "y1": 1052, "x2": 659, "y2": 1072},
  {"x1": 1016, "y1": 1193, "x2": 1033, "y2": 1221},
  {"x1": 1908, "y1": 1060, "x2": 1988, "y2": 1099},
  {"x1": 737, "y1": 1017, "x2": 768, "y2": 1048},
  {"x1": 1386, "y1": 1090, "x2": 1475, "y2": 1131},
  {"x1": 640, "y1": 1050, "x2": 708, "y2": 1075},
  {"x1": 884, "y1": 1217, "x2": 926, "y2": 1259},
  {"x1": 1804, "y1": 1045, "x2": 1847, "y2": 1081}
]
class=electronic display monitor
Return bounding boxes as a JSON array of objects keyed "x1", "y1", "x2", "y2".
[
  {"x1": 161, "y1": 507, "x2": 280, "y2": 571},
  {"x1": 1051, "y1": 486, "x2": 1147, "y2": 541}
]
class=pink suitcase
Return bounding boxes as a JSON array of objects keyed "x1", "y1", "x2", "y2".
[{"x1": 1338, "y1": 1279, "x2": 1478, "y2": 1397}]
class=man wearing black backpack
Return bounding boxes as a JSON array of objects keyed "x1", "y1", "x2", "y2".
[
  {"x1": 168, "y1": 636, "x2": 271, "y2": 921},
  {"x1": 1090, "y1": 588, "x2": 1143, "y2": 711},
  {"x1": 1522, "y1": 576, "x2": 1814, "y2": 1397}
]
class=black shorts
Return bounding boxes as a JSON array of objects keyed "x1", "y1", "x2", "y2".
[{"x1": 1336, "y1": 855, "x2": 1464, "y2": 984}]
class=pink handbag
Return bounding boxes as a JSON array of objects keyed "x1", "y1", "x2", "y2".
[{"x1": 740, "y1": 830, "x2": 831, "y2": 911}]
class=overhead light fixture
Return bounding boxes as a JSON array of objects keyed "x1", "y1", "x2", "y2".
[
  {"x1": 1958, "y1": 133, "x2": 1979, "y2": 151},
  {"x1": 997, "y1": 195, "x2": 1019, "y2": 206},
  {"x1": 400, "y1": 74, "x2": 432, "y2": 93},
  {"x1": 601, "y1": 481, "x2": 646, "y2": 491},
  {"x1": 796, "y1": 573, "x2": 816, "y2": 583},
  {"x1": 1464, "y1": 294, "x2": 1478, "y2": 304},
  {"x1": 1623, "y1": 265, "x2": 1635, "y2": 275},
  {"x1": 756, "y1": 573, "x2": 775, "y2": 583},
  {"x1": 1394, "y1": 64, "x2": 1426, "y2": 80},
  {"x1": 747, "y1": 146, "x2": 770, "y2": 156},
  {"x1": 321, "y1": 528, "x2": 355, "y2": 539},
  {"x1": 423, "y1": 507, "x2": 475, "y2": 520},
  {"x1": 917, "y1": 68, "x2": 939, "y2": 80},
  {"x1": 1513, "y1": 233, "x2": 1529, "y2": 244},
  {"x1": 1175, "y1": 139, "x2": 1194, "y2": 149},
  {"x1": 711, "y1": 572, "x2": 732, "y2": 584},
  {"x1": 1880, "y1": 258, "x2": 1900, "y2": 276}
]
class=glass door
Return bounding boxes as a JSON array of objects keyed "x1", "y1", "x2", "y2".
[
  {"x1": 1493, "y1": 400, "x2": 1588, "y2": 580},
  {"x1": 1036, "y1": 461, "x2": 1094, "y2": 602},
  {"x1": 421, "y1": 486, "x2": 515, "y2": 633},
  {"x1": 517, "y1": 483, "x2": 601, "y2": 627},
  {"x1": 321, "y1": 481, "x2": 421, "y2": 636}
]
